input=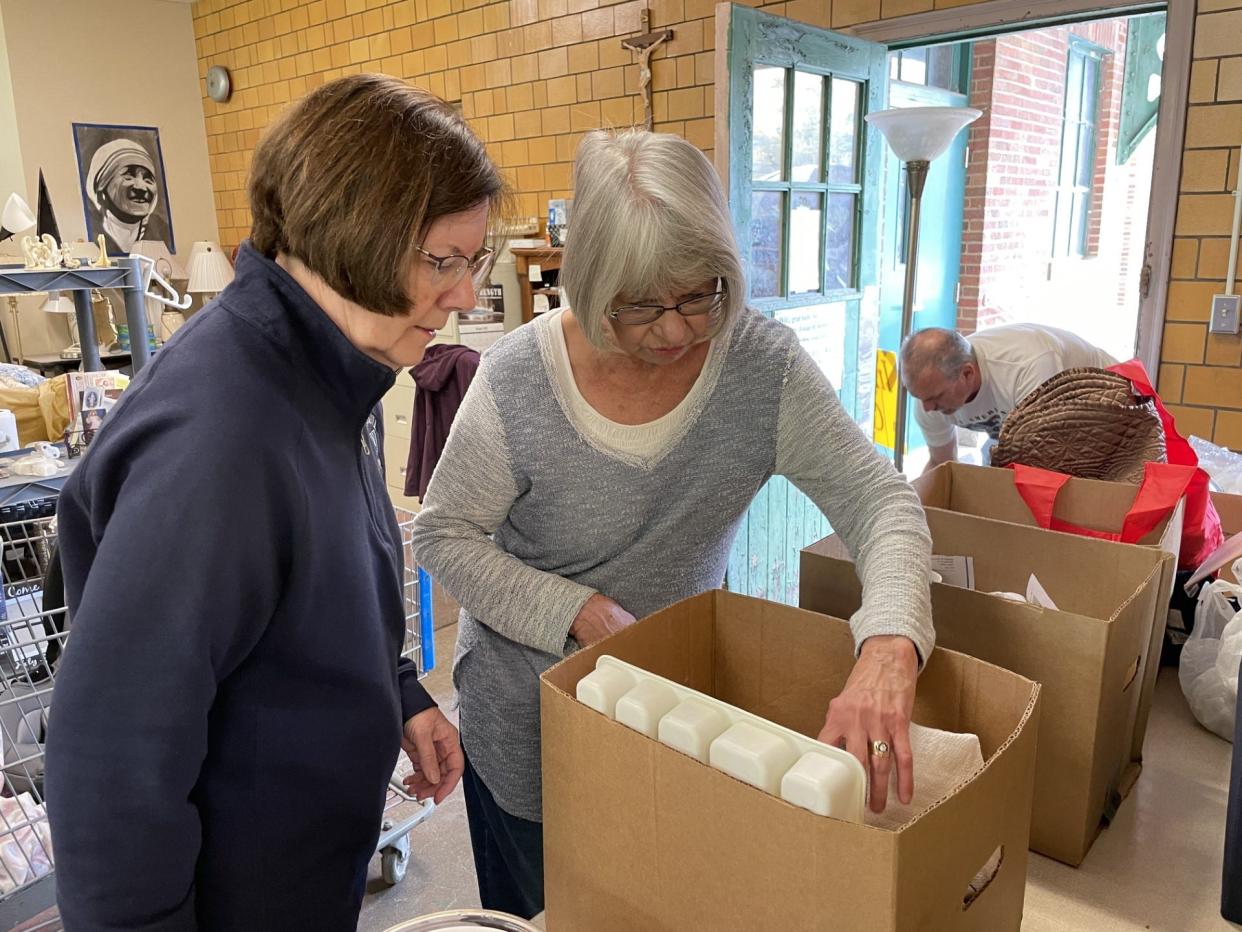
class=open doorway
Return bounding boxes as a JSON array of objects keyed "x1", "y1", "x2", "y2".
[
  {"x1": 715, "y1": 2, "x2": 1186, "y2": 602},
  {"x1": 880, "y1": 12, "x2": 1167, "y2": 471}
]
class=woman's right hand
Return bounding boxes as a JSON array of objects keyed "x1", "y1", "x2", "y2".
[{"x1": 569, "y1": 594, "x2": 636, "y2": 647}]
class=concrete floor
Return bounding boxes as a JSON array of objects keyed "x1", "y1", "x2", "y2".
[
  {"x1": 358, "y1": 623, "x2": 1238, "y2": 931},
  {"x1": 358, "y1": 621, "x2": 480, "y2": 931}
]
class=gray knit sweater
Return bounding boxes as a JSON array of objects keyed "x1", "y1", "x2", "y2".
[{"x1": 410, "y1": 309, "x2": 934, "y2": 822}]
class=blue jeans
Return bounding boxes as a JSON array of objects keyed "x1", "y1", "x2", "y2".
[{"x1": 462, "y1": 752, "x2": 545, "y2": 919}]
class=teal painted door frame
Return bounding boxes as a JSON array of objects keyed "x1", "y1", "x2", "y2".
[{"x1": 720, "y1": 4, "x2": 888, "y2": 603}]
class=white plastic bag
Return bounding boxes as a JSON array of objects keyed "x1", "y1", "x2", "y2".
[
  {"x1": 0, "y1": 793, "x2": 53, "y2": 894},
  {"x1": 1179, "y1": 561, "x2": 1242, "y2": 741},
  {"x1": 1190, "y1": 434, "x2": 1242, "y2": 493}
]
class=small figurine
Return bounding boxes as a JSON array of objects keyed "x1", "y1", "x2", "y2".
[{"x1": 89, "y1": 235, "x2": 112, "y2": 268}]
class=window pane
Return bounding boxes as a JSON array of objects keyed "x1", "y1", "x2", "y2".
[
  {"x1": 826, "y1": 193, "x2": 856, "y2": 290},
  {"x1": 1076, "y1": 124, "x2": 1095, "y2": 188},
  {"x1": 899, "y1": 47, "x2": 927, "y2": 84},
  {"x1": 926, "y1": 45, "x2": 956, "y2": 91},
  {"x1": 1064, "y1": 53, "x2": 1084, "y2": 122},
  {"x1": 828, "y1": 78, "x2": 860, "y2": 184},
  {"x1": 752, "y1": 67, "x2": 787, "y2": 181},
  {"x1": 789, "y1": 192, "x2": 823, "y2": 294},
  {"x1": 1057, "y1": 121, "x2": 1077, "y2": 187},
  {"x1": 1070, "y1": 191, "x2": 1088, "y2": 256},
  {"x1": 791, "y1": 71, "x2": 824, "y2": 182},
  {"x1": 750, "y1": 191, "x2": 785, "y2": 298},
  {"x1": 1082, "y1": 56, "x2": 1099, "y2": 111}
]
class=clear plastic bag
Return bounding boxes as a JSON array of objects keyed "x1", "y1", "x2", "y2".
[
  {"x1": 1179, "y1": 561, "x2": 1242, "y2": 741},
  {"x1": 1190, "y1": 434, "x2": 1242, "y2": 493}
]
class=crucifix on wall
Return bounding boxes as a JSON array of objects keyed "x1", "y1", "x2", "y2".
[{"x1": 621, "y1": 9, "x2": 673, "y2": 131}]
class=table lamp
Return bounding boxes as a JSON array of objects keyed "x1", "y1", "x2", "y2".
[
  {"x1": 0, "y1": 194, "x2": 35, "y2": 243},
  {"x1": 187, "y1": 241, "x2": 235, "y2": 303},
  {"x1": 865, "y1": 105, "x2": 982, "y2": 473},
  {"x1": 42, "y1": 291, "x2": 83, "y2": 359}
]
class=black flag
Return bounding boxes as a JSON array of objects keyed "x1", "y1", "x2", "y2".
[{"x1": 36, "y1": 170, "x2": 61, "y2": 243}]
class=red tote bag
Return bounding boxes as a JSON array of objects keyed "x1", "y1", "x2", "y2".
[
  {"x1": 1004, "y1": 358, "x2": 1222, "y2": 569},
  {"x1": 1007, "y1": 460, "x2": 1196, "y2": 546},
  {"x1": 1107, "y1": 359, "x2": 1224, "y2": 569}
]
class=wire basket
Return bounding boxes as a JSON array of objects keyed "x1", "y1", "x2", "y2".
[{"x1": 0, "y1": 513, "x2": 65, "y2": 923}]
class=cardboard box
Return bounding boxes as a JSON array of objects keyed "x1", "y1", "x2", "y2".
[
  {"x1": 542, "y1": 590, "x2": 1041, "y2": 932},
  {"x1": 800, "y1": 509, "x2": 1165, "y2": 866},
  {"x1": 911, "y1": 463, "x2": 1183, "y2": 770},
  {"x1": 1212, "y1": 490, "x2": 1242, "y2": 584}
]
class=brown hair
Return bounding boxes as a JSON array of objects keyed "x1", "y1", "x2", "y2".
[{"x1": 249, "y1": 74, "x2": 505, "y2": 316}]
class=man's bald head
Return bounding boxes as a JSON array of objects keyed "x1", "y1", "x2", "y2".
[{"x1": 899, "y1": 328, "x2": 980, "y2": 415}]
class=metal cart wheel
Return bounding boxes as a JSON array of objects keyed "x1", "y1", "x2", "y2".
[{"x1": 381, "y1": 832, "x2": 411, "y2": 886}]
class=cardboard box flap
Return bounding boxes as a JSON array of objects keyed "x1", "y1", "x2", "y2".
[
  {"x1": 925, "y1": 509, "x2": 1161, "y2": 620},
  {"x1": 710, "y1": 591, "x2": 867, "y2": 738},
  {"x1": 913, "y1": 643, "x2": 1042, "y2": 762},
  {"x1": 1212, "y1": 490, "x2": 1242, "y2": 533},
  {"x1": 914, "y1": 463, "x2": 1180, "y2": 548}
]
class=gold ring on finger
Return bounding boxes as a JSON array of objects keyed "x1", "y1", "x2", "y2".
[{"x1": 871, "y1": 739, "x2": 891, "y2": 758}]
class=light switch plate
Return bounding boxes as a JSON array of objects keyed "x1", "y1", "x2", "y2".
[{"x1": 1209, "y1": 294, "x2": 1241, "y2": 335}]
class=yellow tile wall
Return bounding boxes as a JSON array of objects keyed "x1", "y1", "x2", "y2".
[
  {"x1": 1168, "y1": 0, "x2": 1242, "y2": 450},
  {"x1": 193, "y1": 0, "x2": 1242, "y2": 449}
]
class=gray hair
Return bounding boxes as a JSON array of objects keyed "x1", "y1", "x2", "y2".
[
  {"x1": 560, "y1": 130, "x2": 747, "y2": 352},
  {"x1": 900, "y1": 327, "x2": 974, "y2": 380}
]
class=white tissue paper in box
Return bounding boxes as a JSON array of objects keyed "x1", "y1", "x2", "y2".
[{"x1": 865, "y1": 723, "x2": 984, "y2": 832}]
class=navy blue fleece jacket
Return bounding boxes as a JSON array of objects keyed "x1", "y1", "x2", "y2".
[{"x1": 45, "y1": 245, "x2": 435, "y2": 931}]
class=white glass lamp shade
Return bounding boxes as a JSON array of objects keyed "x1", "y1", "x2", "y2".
[
  {"x1": 187, "y1": 242, "x2": 235, "y2": 294},
  {"x1": 131, "y1": 240, "x2": 186, "y2": 280},
  {"x1": 865, "y1": 106, "x2": 982, "y2": 163},
  {"x1": 1, "y1": 193, "x2": 35, "y2": 236},
  {"x1": 41, "y1": 292, "x2": 75, "y2": 314}
]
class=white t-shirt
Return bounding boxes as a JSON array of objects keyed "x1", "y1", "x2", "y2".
[{"x1": 914, "y1": 323, "x2": 1117, "y2": 447}]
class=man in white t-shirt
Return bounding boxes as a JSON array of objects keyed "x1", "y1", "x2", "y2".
[{"x1": 901, "y1": 323, "x2": 1118, "y2": 473}]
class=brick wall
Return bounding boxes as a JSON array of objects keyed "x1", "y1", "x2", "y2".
[
  {"x1": 191, "y1": 0, "x2": 1242, "y2": 450},
  {"x1": 957, "y1": 21, "x2": 1142, "y2": 338},
  {"x1": 1162, "y1": 0, "x2": 1242, "y2": 449}
]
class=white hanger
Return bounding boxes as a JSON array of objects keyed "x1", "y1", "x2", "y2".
[{"x1": 132, "y1": 254, "x2": 191, "y2": 311}]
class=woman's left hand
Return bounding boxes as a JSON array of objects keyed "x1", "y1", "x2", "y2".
[
  {"x1": 401, "y1": 707, "x2": 466, "y2": 804},
  {"x1": 817, "y1": 635, "x2": 919, "y2": 814}
]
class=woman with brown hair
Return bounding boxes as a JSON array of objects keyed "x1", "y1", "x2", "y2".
[{"x1": 45, "y1": 74, "x2": 504, "y2": 930}]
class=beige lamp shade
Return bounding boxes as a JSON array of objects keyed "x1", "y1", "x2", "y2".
[
  {"x1": 187, "y1": 241, "x2": 235, "y2": 294},
  {"x1": 41, "y1": 292, "x2": 75, "y2": 314}
]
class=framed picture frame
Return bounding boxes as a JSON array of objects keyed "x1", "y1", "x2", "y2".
[{"x1": 72, "y1": 123, "x2": 175, "y2": 256}]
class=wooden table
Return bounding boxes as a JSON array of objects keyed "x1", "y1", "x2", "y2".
[{"x1": 509, "y1": 246, "x2": 563, "y2": 324}]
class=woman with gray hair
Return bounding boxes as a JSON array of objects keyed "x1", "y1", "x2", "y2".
[{"x1": 410, "y1": 129, "x2": 934, "y2": 918}]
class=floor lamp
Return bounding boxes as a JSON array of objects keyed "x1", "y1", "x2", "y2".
[{"x1": 865, "y1": 105, "x2": 981, "y2": 474}]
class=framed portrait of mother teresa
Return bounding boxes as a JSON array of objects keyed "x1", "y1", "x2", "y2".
[{"x1": 72, "y1": 123, "x2": 175, "y2": 256}]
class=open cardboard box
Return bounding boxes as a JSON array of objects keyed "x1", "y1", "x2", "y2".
[
  {"x1": 911, "y1": 463, "x2": 1183, "y2": 770},
  {"x1": 542, "y1": 590, "x2": 1041, "y2": 931},
  {"x1": 800, "y1": 509, "x2": 1165, "y2": 867},
  {"x1": 1213, "y1": 489, "x2": 1242, "y2": 584}
]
